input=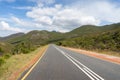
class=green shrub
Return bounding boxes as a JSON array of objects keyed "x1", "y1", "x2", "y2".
[
  {"x1": 0, "y1": 47, "x2": 3, "y2": 52},
  {"x1": 21, "y1": 48, "x2": 30, "y2": 54},
  {"x1": 3, "y1": 54, "x2": 11, "y2": 59},
  {"x1": 0, "y1": 57, "x2": 5, "y2": 66}
]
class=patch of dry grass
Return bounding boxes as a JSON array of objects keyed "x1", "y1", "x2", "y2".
[
  {"x1": 90, "y1": 49, "x2": 120, "y2": 57},
  {"x1": 0, "y1": 46, "x2": 48, "y2": 80}
]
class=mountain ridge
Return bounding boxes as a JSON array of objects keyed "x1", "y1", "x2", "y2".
[
  {"x1": 1, "y1": 23, "x2": 120, "y2": 40},
  {"x1": 0, "y1": 22, "x2": 120, "y2": 55},
  {"x1": 0, "y1": 33, "x2": 25, "y2": 41},
  {"x1": 0, "y1": 23, "x2": 120, "y2": 45}
]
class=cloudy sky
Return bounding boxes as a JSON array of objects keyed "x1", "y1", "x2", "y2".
[{"x1": 0, "y1": 0, "x2": 120, "y2": 36}]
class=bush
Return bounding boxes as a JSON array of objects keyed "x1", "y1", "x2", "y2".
[
  {"x1": 3, "y1": 54, "x2": 11, "y2": 59},
  {"x1": 12, "y1": 41, "x2": 36, "y2": 54},
  {"x1": 21, "y1": 48, "x2": 30, "y2": 54},
  {"x1": 0, "y1": 57, "x2": 5, "y2": 66},
  {"x1": 0, "y1": 47, "x2": 3, "y2": 52}
]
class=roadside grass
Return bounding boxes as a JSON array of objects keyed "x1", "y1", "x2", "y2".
[
  {"x1": 93, "y1": 49, "x2": 120, "y2": 57},
  {"x1": 0, "y1": 45, "x2": 48, "y2": 80},
  {"x1": 63, "y1": 46, "x2": 120, "y2": 57},
  {"x1": 66, "y1": 46, "x2": 120, "y2": 57}
]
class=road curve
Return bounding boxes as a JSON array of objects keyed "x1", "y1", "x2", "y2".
[{"x1": 20, "y1": 44, "x2": 120, "y2": 80}]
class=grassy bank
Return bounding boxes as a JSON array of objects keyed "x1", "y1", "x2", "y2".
[
  {"x1": 91, "y1": 49, "x2": 120, "y2": 57},
  {"x1": 0, "y1": 46, "x2": 47, "y2": 80},
  {"x1": 64, "y1": 46, "x2": 120, "y2": 57}
]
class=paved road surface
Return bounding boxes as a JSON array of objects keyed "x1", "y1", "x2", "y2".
[{"x1": 21, "y1": 45, "x2": 120, "y2": 80}]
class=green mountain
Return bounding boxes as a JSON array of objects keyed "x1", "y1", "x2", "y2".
[
  {"x1": 1, "y1": 23, "x2": 120, "y2": 46},
  {"x1": 0, "y1": 23, "x2": 120, "y2": 55},
  {"x1": 57, "y1": 23, "x2": 120, "y2": 52},
  {"x1": 0, "y1": 33, "x2": 25, "y2": 41},
  {"x1": 1, "y1": 23, "x2": 120, "y2": 45},
  {"x1": 66, "y1": 23, "x2": 120, "y2": 38},
  {"x1": 5, "y1": 30, "x2": 63, "y2": 46}
]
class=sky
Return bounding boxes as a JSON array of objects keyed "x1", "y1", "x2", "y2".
[{"x1": 0, "y1": 0, "x2": 120, "y2": 36}]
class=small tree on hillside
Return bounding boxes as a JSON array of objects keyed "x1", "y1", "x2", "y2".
[{"x1": 0, "y1": 47, "x2": 3, "y2": 52}]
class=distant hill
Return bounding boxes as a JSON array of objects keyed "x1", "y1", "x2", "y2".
[
  {"x1": 0, "y1": 33, "x2": 25, "y2": 41},
  {"x1": 0, "y1": 22, "x2": 120, "y2": 46},
  {"x1": 66, "y1": 23, "x2": 120, "y2": 37},
  {"x1": 0, "y1": 30, "x2": 63, "y2": 46},
  {"x1": 0, "y1": 22, "x2": 120, "y2": 55},
  {"x1": 24, "y1": 30, "x2": 63, "y2": 45},
  {"x1": 0, "y1": 37, "x2": 2, "y2": 40},
  {"x1": 56, "y1": 23, "x2": 120, "y2": 52}
]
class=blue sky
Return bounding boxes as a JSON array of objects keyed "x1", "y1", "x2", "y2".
[{"x1": 0, "y1": 0, "x2": 120, "y2": 36}]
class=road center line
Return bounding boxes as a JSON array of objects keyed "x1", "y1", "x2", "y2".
[{"x1": 54, "y1": 46, "x2": 104, "y2": 80}]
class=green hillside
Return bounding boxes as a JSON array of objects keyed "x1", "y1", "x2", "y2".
[
  {"x1": 2, "y1": 23, "x2": 120, "y2": 46},
  {"x1": 66, "y1": 23, "x2": 120, "y2": 38},
  {"x1": 0, "y1": 33, "x2": 24, "y2": 41},
  {"x1": 67, "y1": 25, "x2": 101, "y2": 36},
  {"x1": 0, "y1": 23, "x2": 120, "y2": 56},
  {"x1": 57, "y1": 30, "x2": 120, "y2": 50},
  {"x1": 0, "y1": 42, "x2": 12, "y2": 56},
  {"x1": 56, "y1": 23, "x2": 120, "y2": 53},
  {"x1": 0, "y1": 30, "x2": 63, "y2": 55}
]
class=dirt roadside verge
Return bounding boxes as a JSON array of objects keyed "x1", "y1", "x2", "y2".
[{"x1": 64, "y1": 47, "x2": 120, "y2": 64}]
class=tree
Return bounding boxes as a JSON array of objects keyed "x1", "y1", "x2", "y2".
[{"x1": 0, "y1": 47, "x2": 3, "y2": 52}]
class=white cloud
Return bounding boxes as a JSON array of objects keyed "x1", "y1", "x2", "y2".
[
  {"x1": 12, "y1": 6, "x2": 33, "y2": 10},
  {"x1": 2, "y1": 0, "x2": 120, "y2": 33},
  {"x1": 27, "y1": 4, "x2": 61, "y2": 18},
  {"x1": 0, "y1": 17, "x2": 10, "y2": 22},
  {"x1": 94, "y1": 1, "x2": 120, "y2": 23},
  {"x1": 25, "y1": 0, "x2": 120, "y2": 32},
  {"x1": 11, "y1": 16, "x2": 34, "y2": 27},
  {"x1": 26, "y1": 4, "x2": 62, "y2": 25},
  {"x1": 0, "y1": 21, "x2": 23, "y2": 32},
  {"x1": 28, "y1": 0, "x2": 55, "y2": 5},
  {"x1": 71, "y1": 0, "x2": 120, "y2": 23},
  {"x1": 11, "y1": 16, "x2": 27, "y2": 26},
  {"x1": 11, "y1": 16, "x2": 44, "y2": 29},
  {"x1": 26, "y1": 4, "x2": 100, "y2": 32},
  {"x1": 53, "y1": 8, "x2": 100, "y2": 29},
  {"x1": 80, "y1": 16, "x2": 99, "y2": 25}
]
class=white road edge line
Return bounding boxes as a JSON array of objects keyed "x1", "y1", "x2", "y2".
[
  {"x1": 54, "y1": 46, "x2": 95, "y2": 80},
  {"x1": 66, "y1": 53, "x2": 101, "y2": 80},
  {"x1": 67, "y1": 54, "x2": 104, "y2": 80},
  {"x1": 64, "y1": 52, "x2": 95, "y2": 80},
  {"x1": 54, "y1": 46, "x2": 104, "y2": 80}
]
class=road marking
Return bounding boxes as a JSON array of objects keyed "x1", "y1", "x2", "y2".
[
  {"x1": 21, "y1": 47, "x2": 48, "y2": 80},
  {"x1": 54, "y1": 46, "x2": 104, "y2": 80},
  {"x1": 64, "y1": 52, "x2": 95, "y2": 80},
  {"x1": 67, "y1": 54, "x2": 104, "y2": 80}
]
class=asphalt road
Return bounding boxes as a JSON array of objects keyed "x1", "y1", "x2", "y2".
[{"x1": 21, "y1": 45, "x2": 120, "y2": 80}]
